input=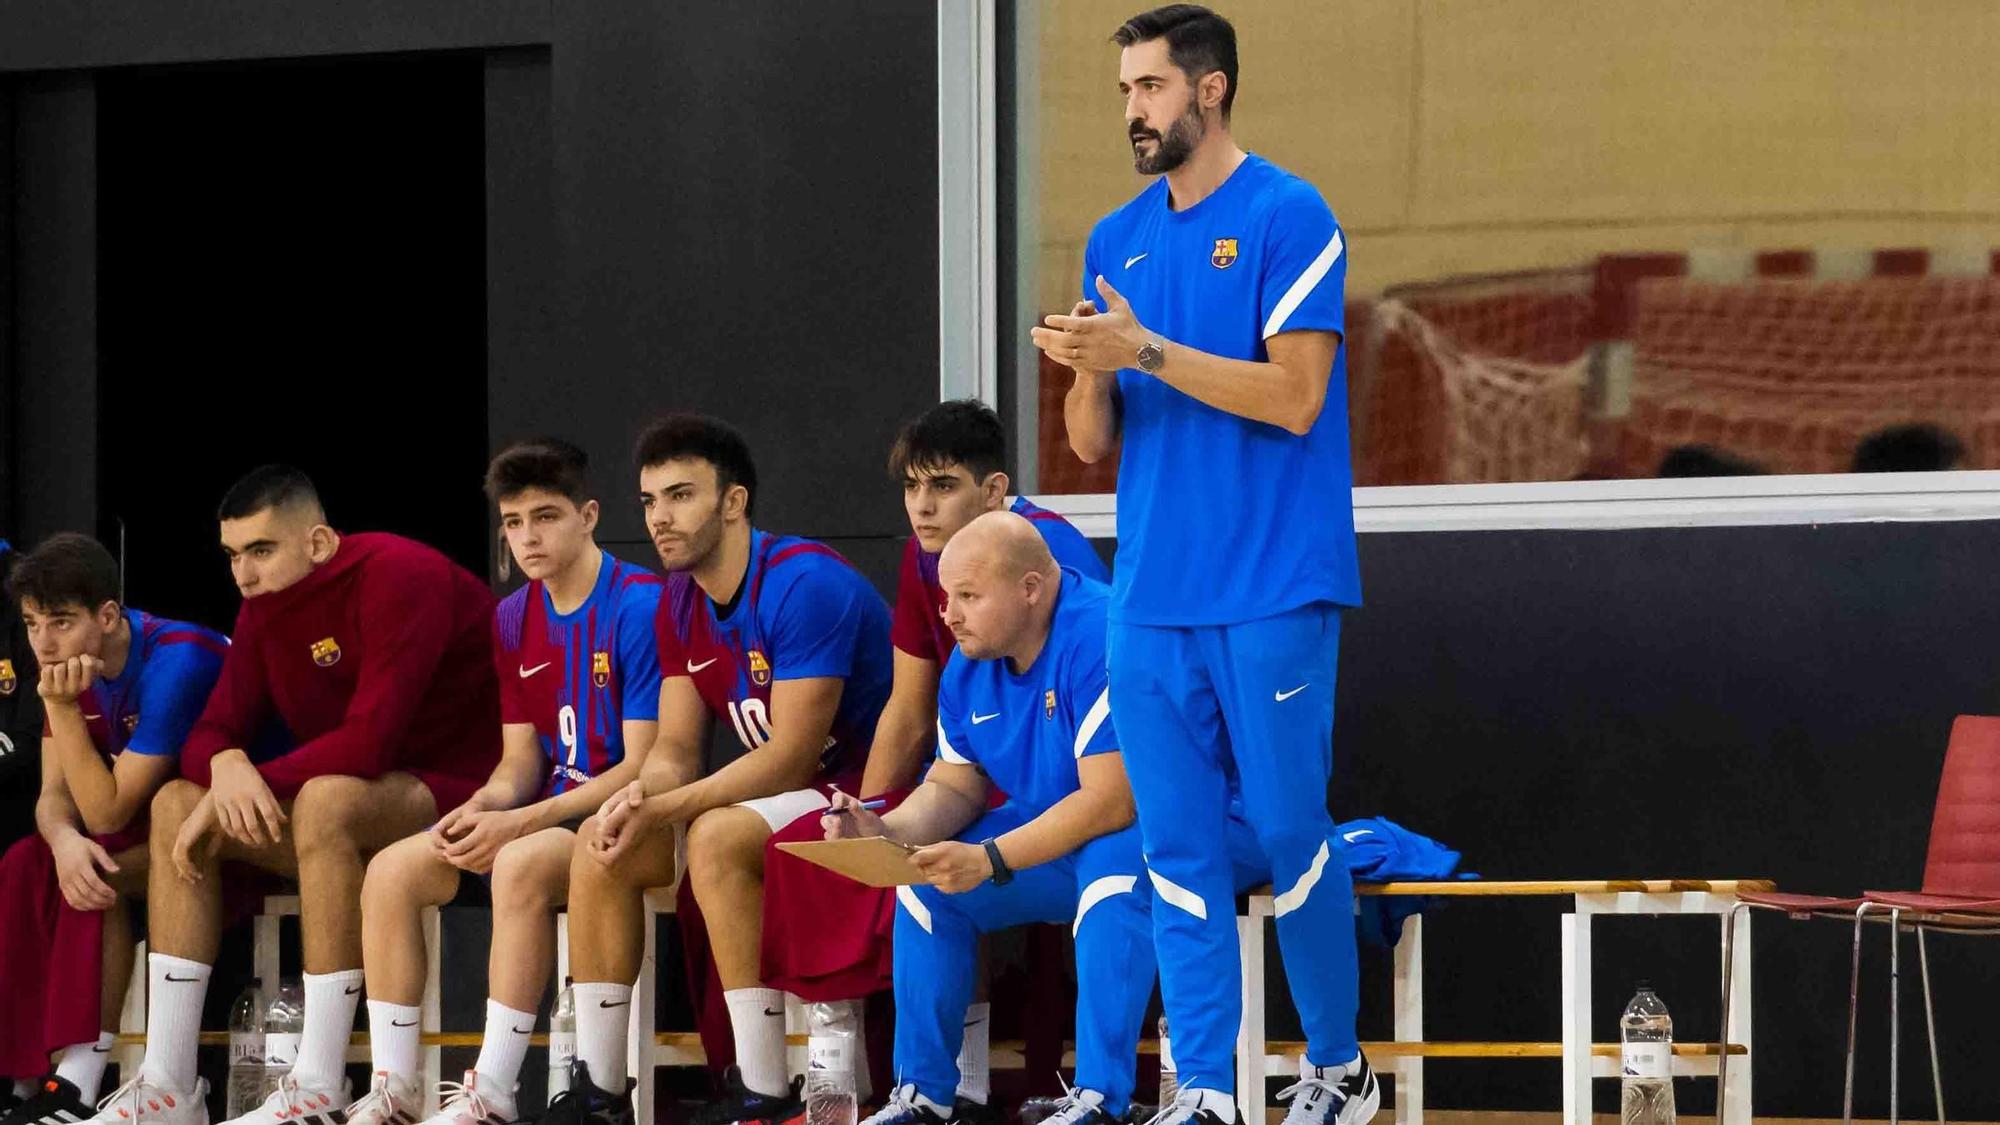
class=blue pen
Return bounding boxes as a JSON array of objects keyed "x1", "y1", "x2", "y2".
[{"x1": 855, "y1": 798, "x2": 889, "y2": 811}]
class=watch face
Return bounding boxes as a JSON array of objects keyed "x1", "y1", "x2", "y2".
[{"x1": 1138, "y1": 341, "x2": 1164, "y2": 373}]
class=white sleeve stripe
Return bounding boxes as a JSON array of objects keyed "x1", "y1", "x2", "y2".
[
  {"x1": 1261, "y1": 229, "x2": 1345, "y2": 340},
  {"x1": 1072, "y1": 687, "x2": 1111, "y2": 758},
  {"x1": 937, "y1": 720, "x2": 971, "y2": 765}
]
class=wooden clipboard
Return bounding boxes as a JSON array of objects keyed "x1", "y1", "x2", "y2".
[{"x1": 776, "y1": 836, "x2": 923, "y2": 887}]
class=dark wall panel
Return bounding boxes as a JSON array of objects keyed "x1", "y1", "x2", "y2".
[{"x1": 0, "y1": 0, "x2": 547, "y2": 72}]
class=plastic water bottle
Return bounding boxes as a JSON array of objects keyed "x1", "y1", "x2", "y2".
[
  {"x1": 1157, "y1": 1015, "x2": 1179, "y2": 1105},
  {"x1": 1620, "y1": 982, "x2": 1675, "y2": 1125},
  {"x1": 805, "y1": 1001, "x2": 858, "y2": 1125},
  {"x1": 547, "y1": 978, "x2": 576, "y2": 1106},
  {"x1": 261, "y1": 979, "x2": 305, "y2": 1099},
  {"x1": 227, "y1": 979, "x2": 267, "y2": 1117}
]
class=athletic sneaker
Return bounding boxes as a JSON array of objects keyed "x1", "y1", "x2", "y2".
[
  {"x1": 1013, "y1": 1086, "x2": 1114, "y2": 1125},
  {"x1": 79, "y1": 1077, "x2": 210, "y2": 1125},
  {"x1": 689, "y1": 1070, "x2": 803, "y2": 1125},
  {"x1": 1136, "y1": 1090, "x2": 1232, "y2": 1125},
  {"x1": 1276, "y1": 1055, "x2": 1379, "y2": 1125},
  {"x1": 341, "y1": 1073, "x2": 421, "y2": 1125},
  {"x1": 415, "y1": 1073, "x2": 513, "y2": 1125},
  {"x1": 951, "y1": 1098, "x2": 999, "y2": 1125},
  {"x1": 220, "y1": 1073, "x2": 350, "y2": 1125},
  {"x1": 533, "y1": 1062, "x2": 631, "y2": 1125},
  {"x1": 2, "y1": 1076, "x2": 96, "y2": 1125},
  {"x1": 857, "y1": 1086, "x2": 950, "y2": 1125}
]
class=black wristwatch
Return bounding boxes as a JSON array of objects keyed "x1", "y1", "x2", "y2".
[{"x1": 982, "y1": 837, "x2": 1014, "y2": 885}]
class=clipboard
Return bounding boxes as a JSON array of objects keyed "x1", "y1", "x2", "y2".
[{"x1": 776, "y1": 836, "x2": 923, "y2": 887}]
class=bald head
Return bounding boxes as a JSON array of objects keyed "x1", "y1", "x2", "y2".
[
  {"x1": 937, "y1": 512, "x2": 1062, "y2": 664},
  {"x1": 940, "y1": 511, "x2": 1056, "y2": 584}
]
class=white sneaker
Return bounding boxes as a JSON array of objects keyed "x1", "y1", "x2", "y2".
[
  {"x1": 1276, "y1": 1055, "x2": 1379, "y2": 1125},
  {"x1": 343, "y1": 1074, "x2": 422, "y2": 1125},
  {"x1": 83, "y1": 1077, "x2": 210, "y2": 1125},
  {"x1": 416, "y1": 1073, "x2": 514, "y2": 1125},
  {"x1": 219, "y1": 1074, "x2": 350, "y2": 1125}
]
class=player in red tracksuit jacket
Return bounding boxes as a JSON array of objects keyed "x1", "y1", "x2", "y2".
[{"x1": 81, "y1": 466, "x2": 501, "y2": 1125}]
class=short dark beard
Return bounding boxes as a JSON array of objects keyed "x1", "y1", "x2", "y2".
[{"x1": 1130, "y1": 93, "x2": 1206, "y2": 175}]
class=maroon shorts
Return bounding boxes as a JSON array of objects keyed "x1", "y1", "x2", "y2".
[
  {"x1": 0, "y1": 832, "x2": 134, "y2": 1077},
  {"x1": 757, "y1": 785, "x2": 916, "y2": 1001}
]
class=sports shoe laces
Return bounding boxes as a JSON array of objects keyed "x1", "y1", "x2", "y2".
[
  {"x1": 1138, "y1": 1089, "x2": 1207, "y2": 1125},
  {"x1": 434, "y1": 1081, "x2": 500, "y2": 1124},
  {"x1": 860, "y1": 1085, "x2": 934, "y2": 1125},
  {"x1": 94, "y1": 1079, "x2": 186, "y2": 1124},
  {"x1": 1038, "y1": 1077, "x2": 1105, "y2": 1125},
  {"x1": 1275, "y1": 1073, "x2": 1344, "y2": 1125}
]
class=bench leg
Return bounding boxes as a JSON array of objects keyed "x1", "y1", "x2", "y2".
[
  {"x1": 1720, "y1": 905, "x2": 1752, "y2": 1125},
  {"x1": 632, "y1": 896, "x2": 660, "y2": 1125},
  {"x1": 422, "y1": 906, "x2": 443, "y2": 1111},
  {"x1": 1560, "y1": 912, "x2": 1591, "y2": 1125},
  {"x1": 1236, "y1": 911, "x2": 1267, "y2": 1124},
  {"x1": 1392, "y1": 916, "x2": 1423, "y2": 1125}
]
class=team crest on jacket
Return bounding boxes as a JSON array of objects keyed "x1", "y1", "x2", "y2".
[
  {"x1": 124, "y1": 713, "x2": 141, "y2": 734},
  {"x1": 310, "y1": 637, "x2": 342, "y2": 667},
  {"x1": 748, "y1": 649, "x2": 771, "y2": 686},
  {"x1": 1045, "y1": 688, "x2": 1057, "y2": 719},
  {"x1": 592, "y1": 650, "x2": 611, "y2": 688},
  {"x1": 0, "y1": 659, "x2": 14, "y2": 695},
  {"x1": 1211, "y1": 237, "x2": 1238, "y2": 269}
]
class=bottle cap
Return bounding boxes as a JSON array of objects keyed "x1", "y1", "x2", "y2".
[{"x1": 1634, "y1": 979, "x2": 1652, "y2": 992}]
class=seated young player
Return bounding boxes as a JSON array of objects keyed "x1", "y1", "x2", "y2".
[
  {"x1": 0, "y1": 534, "x2": 226, "y2": 1125},
  {"x1": 824, "y1": 512, "x2": 1148, "y2": 1125},
  {"x1": 348, "y1": 441, "x2": 664, "y2": 1125},
  {"x1": 759, "y1": 399, "x2": 1109, "y2": 1114},
  {"x1": 80, "y1": 467, "x2": 502, "y2": 1125},
  {"x1": 541, "y1": 415, "x2": 893, "y2": 1125}
]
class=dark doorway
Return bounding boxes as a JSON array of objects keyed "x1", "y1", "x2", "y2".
[{"x1": 97, "y1": 53, "x2": 487, "y2": 630}]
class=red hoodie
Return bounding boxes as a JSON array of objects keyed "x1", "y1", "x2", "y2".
[{"x1": 181, "y1": 532, "x2": 499, "y2": 805}]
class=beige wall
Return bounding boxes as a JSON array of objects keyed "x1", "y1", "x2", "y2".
[{"x1": 1031, "y1": 0, "x2": 2000, "y2": 307}]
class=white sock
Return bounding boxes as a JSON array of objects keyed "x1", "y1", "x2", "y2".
[
  {"x1": 723, "y1": 988, "x2": 789, "y2": 1099},
  {"x1": 955, "y1": 1002, "x2": 990, "y2": 1103},
  {"x1": 293, "y1": 969, "x2": 365, "y2": 1091},
  {"x1": 367, "y1": 1001, "x2": 424, "y2": 1082},
  {"x1": 53, "y1": 1033, "x2": 116, "y2": 1100},
  {"x1": 1302, "y1": 1052, "x2": 1362, "y2": 1081},
  {"x1": 138, "y1": 954, "x2": 211, "y2": 1092},
  {"x1": 470, "y1": 999, "x2": 533, "y2": 1106},
  {"x1": 572, "y1": 983, "x2": 632, "y2": 1089}
]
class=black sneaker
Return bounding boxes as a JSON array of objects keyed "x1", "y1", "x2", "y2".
[
  {"x1": 689, "y1": 1069, "x2": 803, "y2": 1125},
  {"x1": 536, "y1": 1061, "x2": 634, "y2": 1125},
  {"x1": 1276, "y1": 1055, "x2": 1379, "y2": 1125},
  {"x1": 857, "y1": 1087, "x2": 951, "y2": 1125},
  {"x1": 1013, "y1": 1090, "x2": 1116, "y2": 1125},
  {"x1": 2, "y1": 1077, "x2": 96, "y2": 1125}
]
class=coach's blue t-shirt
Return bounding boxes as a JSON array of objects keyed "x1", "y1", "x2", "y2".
[
  {"x1": 1083, "y1": 153, "x2": 1361, "y2": 625},
  {"x1": 935, "y1": 570, "x2": 1117, "y2": 817}
]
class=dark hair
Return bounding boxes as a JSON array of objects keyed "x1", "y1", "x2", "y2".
[
  {"x1": 1113, "y1": 4, "x2": 1239, "y2": 119},
  {"x1": 4, "y1": 532, "x2": 121, "y2": 614},
  {"x1": 1656, "y1": 444, "x2": 1768, "y2": 478},
  {"x1": 887, "y1": 399, "x2": 1009, "y2": 484},
  {"x1": 217, "y1": 464, "x2": 323, "y2": 522},
  {"x1": 634, "y1": 413, "x2": 759, "y2": 517},
  {"x1": 1851, "y1": 423, "x2": 1966, "y2": 473},
  {"x1": 486, "y1": 438, "x2": 592, "y2": 506}
]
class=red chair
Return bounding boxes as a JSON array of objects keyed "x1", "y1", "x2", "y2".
[{"x1": 1720, "y1": 715, "x2": 2000, "y2": 1125}]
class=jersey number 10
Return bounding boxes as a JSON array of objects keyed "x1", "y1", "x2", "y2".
[{"x1": 728, "y1": 698, "x2": 774, "y2": 750}]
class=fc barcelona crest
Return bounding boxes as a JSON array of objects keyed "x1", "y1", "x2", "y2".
[
  {"x1": 592, "y1": 650, "x2": 611, "y2": 688},
  {"x1": 1045, "y1": 688, "x2": 1057, "y2": 720},
  {"x1": 1211, "y1": 238, "x2": 1238, "y2": 269},
  {"x1": 124, "y1": 713, "x2": 141, "y2": 735},
  {"x1": 310, "y1": 637, "x2": 342, "y2": 667},
  {"x1": 0, "y1": 659, "x2": 15, "y2": 695},
  {"x1": 748, "y1": 649, "x2": 772, "y2": 686}
]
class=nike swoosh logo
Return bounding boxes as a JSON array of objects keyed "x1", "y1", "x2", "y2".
[
  {"x1": 345, "y1": 985, "x2": 362, "y2": 995},
  {"x1": 83, "y1": 714, "x2": 103, "y2": 721},
  {"x1": 1342, "y1": 829, "x2": 1373, "y2": 843},
  {"x1": 92, "y1": 1046, "x2": 112, "y2": 1053},
  {"x1": 762, "y1": 1007, "x2": 783, "y2": 1017},
  {"x1": 519, "y1": 662, "x2": 552, "y2": 678},
  {"x1": 1125, "y1": 253, "x2": 1148, "y2": 268},
  {"x1": 965, "y1": 1018, "x2": 986, "y2": 1028},
  {"x1": 687, "y1": 658, "x2": 718, "y2": 673},
  {"x1": 1275, "y1": 684, "x2": 1309, "y2": 702},
  {"x1": 599, "y1": 999, "x2": 630, "y2": 1009},
  {"x1": 392, "y1": 1019, "x2": 419, "y2": 1028},
  {"x1": 514, "y1": 1026, "x2": 533, "y2": 1035},
  {"x1": 165, "y1": 973, "x2": 201, "y2": 982},
  {"x1": 971, "y1": 712, "x2": 1000, "y2": 724}
]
